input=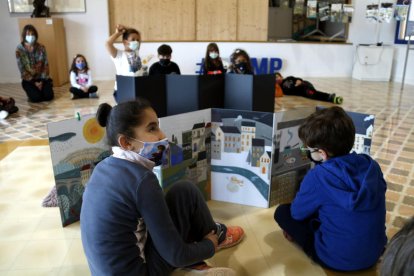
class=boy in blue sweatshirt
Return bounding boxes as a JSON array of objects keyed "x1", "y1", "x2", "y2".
[{"x1": 274, "y1": 106, "x2": 387, "y2": 271}]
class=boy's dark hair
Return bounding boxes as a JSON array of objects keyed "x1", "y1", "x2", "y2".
[
  {"x1": 298, "y1": 106, "x2": 355, "y2": 157},
  {"x1": 70, "y1": 54, "x2": 89, "y2": 74},
  {"x1": 380, "y1": 217, "x2": 414, "y2": 276},
  {"x1": 96, "y1": 98, "x2": 152, "y2": 147},
  {"x1": 157, "y1": 44, "x2": 172, "y2": 56},
  {"x1": 122, "y1": 28, "x2": 141, "y2": 41},
  {"x1": 21, "y1": 24, "x2": 38, "y2": 44}
]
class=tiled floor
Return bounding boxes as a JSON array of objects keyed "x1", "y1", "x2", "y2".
[{"x1": 0, "y1": 79, "x2": 413, "y2": 275}]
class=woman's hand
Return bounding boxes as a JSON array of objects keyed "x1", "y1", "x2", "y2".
[
  {"x1": 34, "y1": 81, "x2": 43, "y2": 90},
  {"x1": 204, "y1": 230, "x2": 219, "y2": 252}
]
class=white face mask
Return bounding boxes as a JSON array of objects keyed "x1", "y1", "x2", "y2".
[
  {"x1": 131, "y1": 137, "x2": 169, "y2": 166},
  {"x1": 129, "y1": 41, "x2": 140, "y2": 51},
  {"x1": 209, "y1": 52, "x2": 219, "y2": 59},
  {"x1": 25, "y1": 35, "x2": 35, "y2": 44}
]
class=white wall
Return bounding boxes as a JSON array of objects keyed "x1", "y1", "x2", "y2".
[{"x1": 0, "y1": 0, "x2": 412, "y2": 85}]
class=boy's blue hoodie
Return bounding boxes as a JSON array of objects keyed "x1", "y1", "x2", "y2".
[{"x1": 291, "y1": 152, "x2": 387, "y2": 271}]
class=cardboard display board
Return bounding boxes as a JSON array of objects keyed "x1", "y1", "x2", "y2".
[
  {"x1": 116, "y1": 74, "x2": 275, "y2": 116},
  {"x1": 47, "y1": 115, "x2": 110, "y2": 226},
  {"x1": 48, "y1": 107, "x2": 376, "y2": 226}
]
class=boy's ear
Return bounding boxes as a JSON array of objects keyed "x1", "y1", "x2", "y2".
[{"x1": 319, "y1": 149, "x2": 329, "y2": 161}]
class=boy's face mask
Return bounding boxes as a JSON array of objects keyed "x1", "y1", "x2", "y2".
[
  {"x1": 301, "y1": 146, "x2": 324, "y2": 165},
  {"x1": 131, "y1": 137, "x2": 169, "y2": 166},
  {"x1": 159, "y1": 58, "x2": 170, "y2": 66}
]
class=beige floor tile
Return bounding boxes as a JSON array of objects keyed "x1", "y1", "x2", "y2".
[
  {"x1": 5, "y1": 268, "x2": 61, "y2": 276},
  {"x1": 58, "y1": 265, "x2": 91, "y2": 276},
  {"x1": 0, "y1": 241, "x2": 27, "y2": 271},
  {"x1": 11, "y1": 239, "x2": 72, "y2": 270},
  {"x1": 62, "y1": 239, "x2": 88, "y2": 267}
]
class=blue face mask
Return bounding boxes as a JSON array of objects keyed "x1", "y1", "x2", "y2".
[
  {"x1": 76, "y1": 62, "x2": 85, "y2": 70},
  {"x1": 132, "y1": 137, "x2": 169, "y2": 166}
]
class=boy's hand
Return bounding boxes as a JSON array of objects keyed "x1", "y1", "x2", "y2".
[
  {"x1": 204, "y1": 230, "x2": 219, "y2": 252},
  {"x1": 116, "y1": 24, "x2": 126, "y2": 34}
]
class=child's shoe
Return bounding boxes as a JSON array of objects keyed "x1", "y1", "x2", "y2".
[
  {"x1": 334, "y1": 96, "x2": 343, "y2": 104},
  {"x1": 183, "y1": 262, "x2": 236, "y2": 275},
  {"x1": 283, "y1": 230, "x2": 294, "y2": 242},
  {"x1": 70, "y1": 93, "x2": 78, "y2": 100},
  {"x1": 216, "y1": 224, "x2": 245, "y2": 251},
  {"x1": 0, "y1": 110, "x2": 9, "y2": 120},
  {"x1": 89, "y1": 92, "x2": 99, "y2": 98}
]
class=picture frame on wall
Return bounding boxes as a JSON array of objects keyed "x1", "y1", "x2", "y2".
[{"x1": 8, "y1": 0, "x2": 86, "y2": 14}]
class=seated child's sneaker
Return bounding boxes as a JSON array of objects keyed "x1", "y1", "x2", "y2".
[
  {"x1": 0, "y1": 110, "x2": 9, "y2": 120},
  {"x1": 334, "y1": 96, "x2": 343, "y2": 105},
  {"x1": 89, "y1": 92, "x2": 99, "y2": 98},
  {"x1": 9, "y1": 106, "x2": 18, "y2": 114},
  {"x1": 70, "y1": 93, "x2": 77, "y2": 100},
  {"x1": 283, "y1": 230, "x2": 294, "y2": 242},
  {"x1": 217, "y1": 225, "x2": 245, "y2": 251},
  {"x1": 183, "y1": 262, "x2": 236, "y2": 275}
]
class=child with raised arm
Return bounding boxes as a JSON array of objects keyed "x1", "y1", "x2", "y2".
[
  {"x1": 106, "y1": 24, "x2": 146, "y2": 102},
  {"x1": 274, "y1": 106, "x2": 386, "y2": 271},
  {"x1": 81, "y1": 99, "x2": 244, "y2": 275},
  {"x1": 69, "y1": 54, "x2": 98, "y2": 99}
]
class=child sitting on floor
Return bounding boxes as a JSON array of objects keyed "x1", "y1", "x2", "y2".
[
  {"x1": 274, "y1": 106, "x2": 387, "y2": 271},
  {"x1": 69, "y1": 54, "x2": 98, "y2": 99},
  {"x1": 276, "y1": 72, "x2": 343, "y2": 104}
]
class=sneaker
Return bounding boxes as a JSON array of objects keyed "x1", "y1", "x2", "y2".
[
  {"x1": 0, "y1": 110, "x2": 9, "y2": 120},
  {"x1": 215, "y1": 222, "x2": 227, "y2": 244},
  {"x1": 217, "y1": 225, "x2": 245, "y2": 251},
  {"x1": 9, "y1": 106, "x2": 18, "y2": 114},
  {"x1": 183, "y1": 262, "x2": 236, "y2": 275},
  {"x1": 89, "y1": 92, "x2": 99, "y2": 98},
  {"x1": 334, "y1": 96, "x2": 343, "y2": 104},
  {"x1": 70, "y1": 93, "x2": 78, "y2": 100}
]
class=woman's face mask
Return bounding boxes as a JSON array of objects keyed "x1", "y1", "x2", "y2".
[
  {"x1": 131, "y1": 137, "x2": 169, "y2": 166},
  {"x1": 25, "y1": 35, "x2": 36, "y2": 44}
]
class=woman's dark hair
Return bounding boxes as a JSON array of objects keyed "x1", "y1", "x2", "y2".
[
  {"x1": 70, "y1": 54, "x2": 89, "y2": 74},
  {"x1": 204, "y1": 43, "x2": 223, "y2": 73},
  {"x1": 96, "y1": 99, "x2": 152, "y2": 147},
  {"x1": 21, "y1": 24, "x2": 38, "y2": 44},
  {"x1": 298, "y1": 106, "x2": 355, "y2": 157},
  {"x1": 157, "y1": 44, "x2": 172, "y2": 56},
  {"x1": 380, "y1": 217, "x2": 414, "y2": 276},
  {"x1": 122, "y1": 28, "x2": 141, "y2": 41},
  {"x1": 230, "y1": 48, "x2": 253, "y2": 74}
]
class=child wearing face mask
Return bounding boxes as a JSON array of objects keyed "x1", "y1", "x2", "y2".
[
  {"x1": 274, "y1": 106, "x2": 387, "y2": 272},
  {"x1": 228, "y1": 49, "x2": 254, "y2": 75},
  {"x1": 15, "y1": 24, "x2": 54, "y2": 103},
  {"x1": 149, "y1": 44, "x2": 181, "y2": 76},
  {"x1": 203, "y1": 43, "x2": 227, "y2": 75},
  {"x1": 81, "y1": 99, "x2": 244, "y2": 275},
  {"x1": 69, "y1": 54, "x2": 98, "y2": 99},
  {"x1": 106, "y1": 24, "x2": 146, "y2": 103}
]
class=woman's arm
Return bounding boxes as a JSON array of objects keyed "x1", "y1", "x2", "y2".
[
  {"x1": 106, "y1": 24, "x2": 125, "y2": 58},
  {"x1": 15, "y1": 46, "x2": 34, "y2": 81}
]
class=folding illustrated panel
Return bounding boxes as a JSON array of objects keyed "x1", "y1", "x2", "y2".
[
  {"x1": 210, "y1": 108, "x2": 275, "y2": 208},
  {"x1": 47, "y1": 115, "x2": 111, "y2": 226},
  {"x1": 252, "y1": 74, "x2": 276, "y2": 113},
  {"x1": 136, "y1": 75, "x2": 167, "y2": 117},
  {"x1": 269, "y1": 108, "x2": 315, "y2": 207},
  {"x1": 155, "y1": 109, "x2": 213, "y2": 200}
]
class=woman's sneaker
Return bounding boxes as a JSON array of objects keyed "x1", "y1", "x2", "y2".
[
  {"x1": 216, "y1": 224, "x2": 245, "y2": 251},
  {"x1": 183, "y1": 262, "x2": 236, "y2": 275},
  {"x1": 0, "y1": 110, "x2": 9, "y2": 120}
]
